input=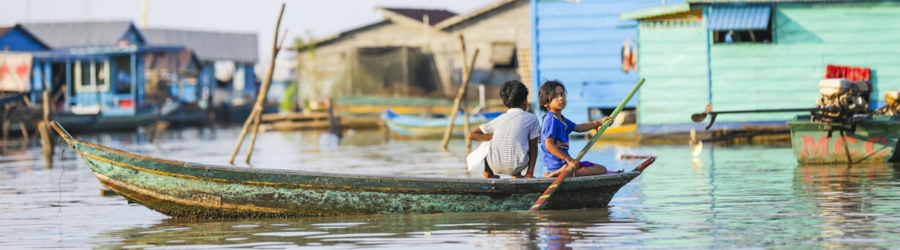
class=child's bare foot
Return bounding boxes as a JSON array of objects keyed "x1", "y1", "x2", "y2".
[{"x1": 543, "y1": 170, "x2": 561, "y2": 178}]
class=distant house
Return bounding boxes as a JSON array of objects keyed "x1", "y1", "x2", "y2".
[
  {"x1": 19, "y1": 21, "x2": 173, "y2": 116},
  {"x1": 622, "y1": 0, "x2": 900, "y2": 133},
  {"x1": 141, "y1": 28, "x2": 262, "y2": 122},
  {"x1": 530, "y1": 0, "x2": 683, "y2": 124},
  {"x1": 1, "y1": 21, "x2": 193, "y2": 131},
  {"x1": 293, "y1": 0, "x2": 530, "y2": 104}
]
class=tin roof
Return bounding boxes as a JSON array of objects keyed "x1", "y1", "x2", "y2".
[
  {"x1": 141, "y1": 28, "x2": 258, "y2": 63},
  {"x1": 707, "y1": 6, "x2": 771, "y2": 30},
  {"x1": 21, "y1": 21, "x2": 141, "y2": 48}
]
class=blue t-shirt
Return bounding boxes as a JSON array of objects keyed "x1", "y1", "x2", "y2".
[{"x1": 541, "y1": 112, "x2": 576, "y2": 173}]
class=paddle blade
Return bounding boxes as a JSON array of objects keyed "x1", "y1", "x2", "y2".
[
  {"x1": 691, "y1": 113, "x2": 707, "y2": 123},
  {"x1": 633, "y1": 157, "x2": 656, "y2": 172}
]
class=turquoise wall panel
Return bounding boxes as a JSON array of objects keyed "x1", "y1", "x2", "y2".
[
  {"x1": 709, "y1": 4, "x2": 900, "y2": 123},
  {"x1": 636, "y1": 27, "x2": 709, "y2": 126}
]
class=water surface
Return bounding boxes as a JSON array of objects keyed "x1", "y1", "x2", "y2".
[{"x1": 2, "y1": 126, "x2": 900, "y2": 249}]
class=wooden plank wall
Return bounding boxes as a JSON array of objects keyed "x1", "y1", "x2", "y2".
[
  {"x1": 533, "y1": 0, "x2": 682, "y2": 124},
  {"x1": 636, "y1": 24, "x2": 708, "y2": 126},
  {"x1": 710, "y1": 3, "x2": 900, "y2": 123}
]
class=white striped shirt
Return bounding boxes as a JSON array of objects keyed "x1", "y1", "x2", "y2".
[{"x1": 479, "y1": 108, "x2": 541, "y2": 175}]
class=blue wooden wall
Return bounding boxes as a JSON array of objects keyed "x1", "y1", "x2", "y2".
[
  {"x1": 0, "y1": 27, "x2": 48, "y2": 51},
  {"x1": 531, "y1": 0, "x2": 684, "y2": 124}
]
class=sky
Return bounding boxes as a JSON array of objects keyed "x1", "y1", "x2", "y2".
[{"x1": 0, "y1": 0, "x2": 497, "y2": 62}]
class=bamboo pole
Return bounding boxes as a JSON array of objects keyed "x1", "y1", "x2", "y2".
[
  {"x1": 227, "y1": 3, "x2": 286, "y2": 165},
  {"x1": 440, "y1": 34, "x2": 479, "y2": 151},
  {"x1": 40, "y1": 90, "x2": 52, "y2": 167},
  {"x1": 245, "y1": 28, "x2": 289, "y2": 163},
  {"x1": 19, "y1": 122, "x2": 28, "y2": 141}
]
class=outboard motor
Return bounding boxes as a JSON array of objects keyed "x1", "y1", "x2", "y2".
[
  {"x1": 813, "y1": 78, "x2": 870, "y2": 123},
  {"x1": 875, "y1": 90, "x2": 900, "y2": 115}
]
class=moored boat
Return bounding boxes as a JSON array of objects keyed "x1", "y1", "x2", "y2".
[
  {"x1": 51, "y1": 121, "x2": 653, "y2": 219},
  {"x1": 788, "y1": 114, "x2": 900, "y2": 164},
  {"x1": 381, "y1": 109, "x2": 502, "y2": 138}
]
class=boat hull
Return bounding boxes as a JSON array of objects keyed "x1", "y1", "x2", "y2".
[
  {"x1": 788, "y1": 115, "x2": 900, "y2": 164},
  {"x1": 381, "y1": 110, "x2": 502, "y2": 138},
  {"x1": 54, "y1": 122, "x2": 642, "y2": 218}
]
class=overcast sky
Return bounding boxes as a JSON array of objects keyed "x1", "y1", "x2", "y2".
[{"x1": 0, "y1": 0, "x2": 496, "y2": 62}]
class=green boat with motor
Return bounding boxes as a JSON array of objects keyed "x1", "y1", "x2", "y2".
[
  {"x1": 694, "y1": 78, "x2": 900, "y2": 164},
  {"x1": 50, "y1": 121, "x2": 656, "y2": 219},
  {"x1": 788, "y1": 114, "x2": 900, "y2": 164}
]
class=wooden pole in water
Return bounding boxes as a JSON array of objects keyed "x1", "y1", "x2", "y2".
[
  {"x1": 245, "y1": 28, "x2": 288, "y2": 164},
  {"x1": 19, "y1": 122, "x2": 28, "y2": 142},
  {"x1": 40, "y1": 90, "x2": 52, "y2": 167},
  {"x1": 440, "y1": 34, "x2": 478, "y2": 151},
  {"x1": 227, "y1": 3, "x2": 286, "y2": 165}
]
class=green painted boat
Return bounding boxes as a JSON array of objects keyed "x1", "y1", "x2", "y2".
[
  {"x1": 51, "y1": 122, "x2": 653, "y2": 219},
  {"x1": 788, "y1": 115, "x2": 900, "y2": 164}
]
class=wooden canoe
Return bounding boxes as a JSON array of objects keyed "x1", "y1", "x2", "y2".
[{"x1": 51, "y1": 121, "x2": 653, "y2": 219}]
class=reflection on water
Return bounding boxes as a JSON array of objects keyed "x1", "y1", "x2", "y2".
[{"x1": 2, "y1": 126, "x2": 900, "y2": 248}]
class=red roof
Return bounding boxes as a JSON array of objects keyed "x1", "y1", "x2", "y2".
[
  {"x1": 382, "y1": 8, "x2": 457, "y2": 26},
  {"x1": 0, "y1": 27, "x2": 12, "y2": 37}
]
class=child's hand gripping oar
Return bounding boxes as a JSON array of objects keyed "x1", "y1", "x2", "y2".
[{"x1": 530, "y1": 78, "x2": 646, "y2": 212}]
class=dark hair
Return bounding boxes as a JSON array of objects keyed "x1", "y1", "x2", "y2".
[
  {"x1": 500, "y1": 80, "x2": 529, "y2": 108},
  {"x1": 538, "y1": 80, "x2": 566, "y2": 113}
]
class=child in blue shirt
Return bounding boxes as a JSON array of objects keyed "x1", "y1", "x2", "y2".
[{"x1": 539, "y1": 80, "x2": 612, "y2": 178}]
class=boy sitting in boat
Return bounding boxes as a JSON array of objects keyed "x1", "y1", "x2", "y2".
[{"x1": 467, "y1": 80, "x2": 541, "y2": 179}]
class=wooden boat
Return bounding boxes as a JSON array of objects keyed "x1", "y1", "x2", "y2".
[
  {"x1": 788, "y1": 114, "x2": 900, "y2": 164},
  {"x1": 50, "y1": 104, "x2": 165, "y2": 133},
  {"x1": 381, "y1": 109, "x2": 502, "y2": 138},
  {"x1": 51, "y1": 121, "x2": 654, "y2": 218}
]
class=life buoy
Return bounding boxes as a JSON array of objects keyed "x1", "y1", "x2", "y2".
[{"x1": 621, "y1": 40, "x2": 638, "y2": 73}]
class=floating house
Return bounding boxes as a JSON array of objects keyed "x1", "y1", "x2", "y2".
[
  {"x1": 11, "y1": 21, "x2": 185, "y2": 132},
  {"x1": 141, "y1": 28, "x2": 265, "y2": 123},
  {"x1": 143, "y1": 49, "x2": 206, "y2": 124},
  {"x1": 293, "y1": 0, "x2": 530, "y2": 111},
  {"x1": 529, "y1": 0, "x2": 685, "y2": 126},
  {"x1": 622, "y1": 0, "x2": 900, "y2": 133}
]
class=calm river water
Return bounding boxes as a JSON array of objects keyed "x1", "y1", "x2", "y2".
[{"x1": 2, "y1": 126, "x2": 900, "y2": 249}]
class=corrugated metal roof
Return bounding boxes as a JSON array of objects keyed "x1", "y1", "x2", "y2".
[
  {"x1": 707, "y1": 6, "x2": 771, "y2": 30},
  {"x1": 21, "y1": 21, "x2": 138, "y2": 48},
  {"x1": 141, "y1": 28, "x2": 258, "y2": 63}
]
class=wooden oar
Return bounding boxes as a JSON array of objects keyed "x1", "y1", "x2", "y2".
[{"x1": 530, "y1": 78, "x2": 645, "y2": 212}]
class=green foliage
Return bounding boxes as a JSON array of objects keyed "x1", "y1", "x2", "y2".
[{"x1": 280, "y1": 81, "x2": 298, "y2": 111}]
